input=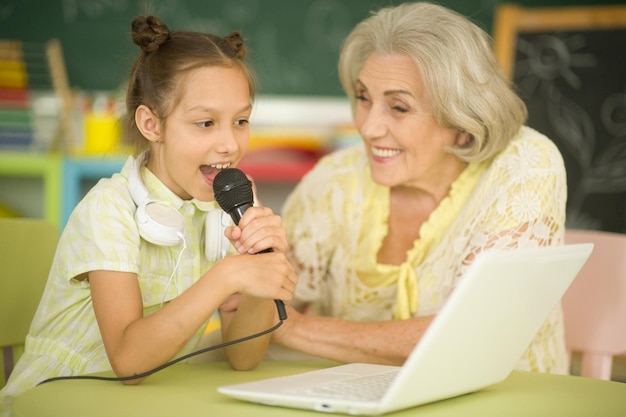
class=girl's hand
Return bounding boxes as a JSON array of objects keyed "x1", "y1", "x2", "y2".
[
  {"x1": 214, "y1": 251, "x2": 297, "y2": 302},
  {"x1": 225, "y1": 206, "x2": 288, "y2": 254}
]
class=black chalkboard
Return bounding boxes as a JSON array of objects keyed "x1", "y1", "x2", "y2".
[
  {"x1": 494, "y1": 4, "x2": 626, "y2": 234},
  {"x1": 510, "y1": 26, "x2": 626, "y2": 233}
]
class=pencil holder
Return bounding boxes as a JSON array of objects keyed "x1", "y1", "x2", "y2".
[{"x1": 84, "y1": 113, "x2": 120, "y2": 154}]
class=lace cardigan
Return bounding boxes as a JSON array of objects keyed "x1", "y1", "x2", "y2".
[{"x1": 281, "y1": 126, "x2": 569, "y2": 373}]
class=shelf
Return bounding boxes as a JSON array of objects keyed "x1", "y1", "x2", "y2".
[
  {"x1": 0, "y1": 150, "x2": 322, "y2": 230},
  {"x1": 0, "y1": 152, "x2": 61, "y2": 228},
  {"x1": 61, "y1": 156, "x2": 125, "y2": 227},
  {"x1": 238, "y1": 148, "x2": 322, "y2": 182},
  {"x1": 239, "y1": 160, "x2": 317, "y2": 182}
]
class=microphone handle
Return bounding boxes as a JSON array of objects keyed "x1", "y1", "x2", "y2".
[{"x1": 226, "y1": 203, "x2": 287, "y2": 321}]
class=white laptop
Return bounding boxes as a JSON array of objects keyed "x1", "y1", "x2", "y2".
[{"x1": 218, "y1": 244, "x2": 593, "y2": 415}]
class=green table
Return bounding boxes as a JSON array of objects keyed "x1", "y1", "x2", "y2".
[{"x1": 12, "y1": 361, "x2": 626, "y2": 416}]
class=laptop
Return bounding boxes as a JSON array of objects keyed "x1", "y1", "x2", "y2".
[{"x1": 218, "y1": 244, "x2": 594, "y2": 415}]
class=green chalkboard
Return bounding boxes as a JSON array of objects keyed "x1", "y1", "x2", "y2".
[{"x1": 1, "y1": 0, "x2": 624, "y2": 95}]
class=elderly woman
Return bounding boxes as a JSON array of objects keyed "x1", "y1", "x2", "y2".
[{"x1": 272, "y1": 1, "x2": 569, "y2": 374}]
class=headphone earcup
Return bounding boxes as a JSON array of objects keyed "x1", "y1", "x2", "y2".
[{"x1": 135, "y1": 201, "x2": 184, "y2": 246}]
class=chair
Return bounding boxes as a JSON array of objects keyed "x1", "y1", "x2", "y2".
[
  {"x1": 0, "y1": 218, "x2": 58, "y2": 388},
  {"x1": 562, "y1": 229, "x2": 626, "y2": 380}
]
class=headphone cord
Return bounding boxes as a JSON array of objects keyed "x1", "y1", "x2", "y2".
[
  {"x1": 37, "y1": 318, "x2": 283, "y2": 386},
  {"x1": 160, "y1": 233, "x2": 187, "y2": 308}
]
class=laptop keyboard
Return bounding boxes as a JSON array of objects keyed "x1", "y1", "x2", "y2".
[{"x1": 287, "y1": 369, "x2": 400, "y2": 401}]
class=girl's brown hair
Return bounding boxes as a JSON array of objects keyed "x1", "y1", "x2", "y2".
[{"x1": 125, "y1": 16, "x2": 256, "y2": 154}]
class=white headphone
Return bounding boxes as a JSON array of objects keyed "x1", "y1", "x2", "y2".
[{"x1": 127, "y1": 153, "x2": 230, "y2": 261}]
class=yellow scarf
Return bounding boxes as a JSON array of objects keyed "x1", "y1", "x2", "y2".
[{"x1": 357, "y1": 161, "x2": 485, "y2": 320}]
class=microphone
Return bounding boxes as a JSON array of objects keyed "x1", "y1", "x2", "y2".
[{"x1": 213, "y1": 168, "x2": 287, "y2": 321}]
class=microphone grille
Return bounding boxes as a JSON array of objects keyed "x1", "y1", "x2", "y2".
[{"x1": 213, "y1": 168, "x2": 253, "y2": 213}]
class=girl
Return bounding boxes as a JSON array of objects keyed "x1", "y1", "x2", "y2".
[{"x1": 0, "y1": 15, "x2": 297, "y2": 410}]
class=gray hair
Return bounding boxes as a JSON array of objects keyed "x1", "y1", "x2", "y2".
[{"x1": 338, "y1": 2, "x2": 527, "y2": 162}]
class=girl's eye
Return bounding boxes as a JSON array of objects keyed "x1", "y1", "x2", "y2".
[
  {"x1": 234, "y1": 119, "x2": 249, "y2": 127},
  {"x1": 196, "y1": 120, "x2": 214, "y2": 128}
]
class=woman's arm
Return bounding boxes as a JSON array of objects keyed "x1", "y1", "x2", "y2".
[{"x1": 272, "y1": 306, "x2": 434, "y2": 365}]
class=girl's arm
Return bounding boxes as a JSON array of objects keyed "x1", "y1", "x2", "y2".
[
  {"x1": 219, "y1": 204, "x2": 292, "y2": 369},
  {"x1": 90, "y1": 250, "x2": 296, "y2": 383},
  {"x1": 219, "y1": 294, "x2": 276, "y2": 370}
]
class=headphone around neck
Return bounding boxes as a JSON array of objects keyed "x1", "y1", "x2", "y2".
[{"x1": 127, "y1": 153, "x2": 229, "y2": 261}]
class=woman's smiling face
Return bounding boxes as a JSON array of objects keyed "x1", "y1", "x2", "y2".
[{"x1": 353, "y1": 52, "x2": 468, "y2": 191}]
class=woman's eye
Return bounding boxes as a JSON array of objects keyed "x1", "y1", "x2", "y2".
[
  {"x1": 355, "y1": 94, "x2": 368, "y2": 102},
  {"x1": 234, "y1": 119, "x2": 249, "y2": 127},
  {"x1": 196, "y1": 120, "x2": 214, "y2": 128},
  {"x1": 392, "y1": 105, "x2": 409, "y2": 113}
]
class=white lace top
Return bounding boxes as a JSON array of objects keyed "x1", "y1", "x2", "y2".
[{"x1": 281, "y1": 126, "x2": 569, "y2": 373}]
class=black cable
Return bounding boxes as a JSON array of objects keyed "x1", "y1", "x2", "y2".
[{"x1": 37, "y1": 319, "x2": 284, "y2": 386}]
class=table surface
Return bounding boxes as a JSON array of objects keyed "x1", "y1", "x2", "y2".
[{"x1": 11, "y1": 361, "x2": 626, "y2": 416}]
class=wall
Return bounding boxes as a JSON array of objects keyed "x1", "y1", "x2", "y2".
[{"x1": 2, "y1": 0, "x2": 623, "y2": 96}]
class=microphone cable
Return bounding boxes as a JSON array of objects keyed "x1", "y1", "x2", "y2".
[{"x1": 37, "y1": 316, "x2": 284, "y2": 386}]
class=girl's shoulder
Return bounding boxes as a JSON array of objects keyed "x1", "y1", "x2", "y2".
[
  {"x1": 68, "y1": 160, "x2": 136, "y2": 229},
  {"x1": 79, "y1": 172, "x2": 134, "y2": 210}
]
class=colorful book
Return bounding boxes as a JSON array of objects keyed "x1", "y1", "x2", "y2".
[
  {"x1": 0, "y1": 88, "x2": 30, "y2": 109},
  {"x1": 0, "y1": 125, "x2": 33, "y2": 147}
]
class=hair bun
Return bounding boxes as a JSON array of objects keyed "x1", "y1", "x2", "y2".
[
  {"x1": 224, "y1": 31, "x2": 246, "y2": 59},
  {"x1": 131, "y1": 16, "x2": 170, "y2": 54}
]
